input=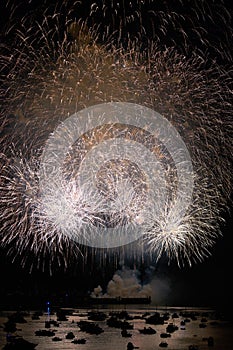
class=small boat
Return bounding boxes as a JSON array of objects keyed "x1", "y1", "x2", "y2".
[
  {"x1": 145, "y1": 312, "x2": 165, "y2": 325},
  {"x1": 166, "y1": 323, "x2": 178, "y2": 333},
  {"x1": 159, "y1": 341, "x2": 168, "y2": 347},
  {"x1": 52, "y1": 336, "x2": 62, "y2": 342},
  {"x1": 121, "y1": 320, "x2": 134, "y2": 329},
  {"x1": 107, "y1": 317, "x2": 133, "y2": 329},
  {"x1": 199, "y1": 323, "x2": 207, "y2": 328},
  {"x1": 56, "y1": 309, "x2": 68, "y2": 321},
  {"x1": 35, "y1": 329, "x2": 56, "y2": 337},
  {"x1": 180, "y1": 320, "x2": 186, "y2": 330},
  {"x1": 72, "y1": 338, "x2": 86, "y2": 344},
  {"x1": 139, "y1": 327, "x2": 156, "y2": 334},
  {"x1": 160, "y1": 333, "x2": 171, "y2": 338},
  {"x1": 121, "y1": 329, "x2": 132, "y2": 337},
  {"x1": 107, "y1": 317, "x2": 122, "y2": 328},
  {"x1": 109, "y1": 310, "x2": 133, "y2": 320},
  {"x1": 88, "y1": 311, "x2": 107, "y2": 321},
  {"x1": 3, "y1": 337, "x2": 37, "y2": 349},
  {"x1": 66, "y1": 331, "x2": 75, "y2": 339},
  {"x1": 77, "y1": 320, "x2": 104, "y2": 334}
]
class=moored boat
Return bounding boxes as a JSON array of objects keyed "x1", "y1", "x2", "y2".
[
  {"x1": 139, "y1": 326, "x2": 156, "y2": 334},
  {"x1": 3, "y1": 337, "x2": 37, "y2": 349}
]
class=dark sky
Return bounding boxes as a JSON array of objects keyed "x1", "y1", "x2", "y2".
[{"x1": 0, "y1": 0, "x2": 232, "y2": 312}]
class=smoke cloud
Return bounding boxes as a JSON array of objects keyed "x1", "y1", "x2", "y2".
[
  {"x1": 91, "y1": 266, "x2": 172, "y2": 306},
  {"x1": 150, "y1": 276, "x2": 171, "y2": 305},
  {"x1": 91, "y1": 266, "x2": 152, "y2": 298}
]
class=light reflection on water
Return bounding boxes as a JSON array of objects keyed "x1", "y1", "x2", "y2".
[{"x1": 0, "y1": 306, "x2": 232, "y2": 350}]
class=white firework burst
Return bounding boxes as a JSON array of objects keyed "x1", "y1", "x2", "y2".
[{"x1": 0, "y1": 1, "x2": 232, "y2": 269}]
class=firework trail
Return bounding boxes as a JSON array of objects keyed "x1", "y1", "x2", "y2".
[{"x1": 0, "y1": 0, "x2": 232, "y2": 269}]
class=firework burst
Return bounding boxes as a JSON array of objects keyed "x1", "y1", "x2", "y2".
[{"x1": 0, "y1": 1, "x2": 232, "y2": 269}]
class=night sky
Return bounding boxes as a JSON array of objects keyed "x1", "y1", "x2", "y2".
[{"x1": 0, "y1": 0, "x2": 232, "y2": 313}]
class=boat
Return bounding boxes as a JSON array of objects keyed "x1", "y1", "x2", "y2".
[
  {"x1": 109, "y1": 310, "x2": 133, "y2": 320},
  {"x1": 145, "y1": 312, "x2": 165, "y2": 325},
  {"x1": 56, "y1": 309, "x2": 68, "y2": 321},
  {"x1": 3, "y1": 337, "x2": 38, "y2": 349},
  {"x1": 160, "y1": 333, "x2": 171, "y2": 338},
  {"x1": 72, "y1": 338, "x2": 86, "y2": 344},
  {"x1": 77, "y1": 320, "x2": 104, "y2": 334},
  {"x1": 159, "y1": 341, "x2": 168, "y2": 347},
  {"x1": 65, "y1": 331, "x2": 75, "y2": 339},
  {"x1": 166, "y1": 323, "x2": 178, "y2": 333},
  {"x1": 52, "y1": 336, "x2": 62, "y2": 342},
  {"x1": 107, "y1": 317, "x2": 134, "y2": 329},
  {"x1": 35, "y1": 329, "x2": 56, "y2": 337},
  {"x1": 199, "y1": 323, "x2": 207, "y2": 328},
  {"x1": 180, "y1": 320, "x2": 186, "y2": 330},
  {"x1": 88, "y1": 311, "x2": 107, "y2": 321},
  {"x1": 121, "y1": 329, "x2": 132, "y2": 337},
  {"x1": 139, "y1": 326, "x2": 156, "y2": 334}
]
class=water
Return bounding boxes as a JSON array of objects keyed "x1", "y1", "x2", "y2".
[{"x1": 0, "y1": 306, "x2": 232, "y2": 349}]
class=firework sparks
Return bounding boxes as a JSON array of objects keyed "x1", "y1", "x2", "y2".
[{"x1": 0, "y1": 1, "x2": 232, "y2": 269}]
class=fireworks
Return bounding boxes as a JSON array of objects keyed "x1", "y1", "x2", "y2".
[{"x1": 0, "y1": 1, "x2": 232, "y2": 269}]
